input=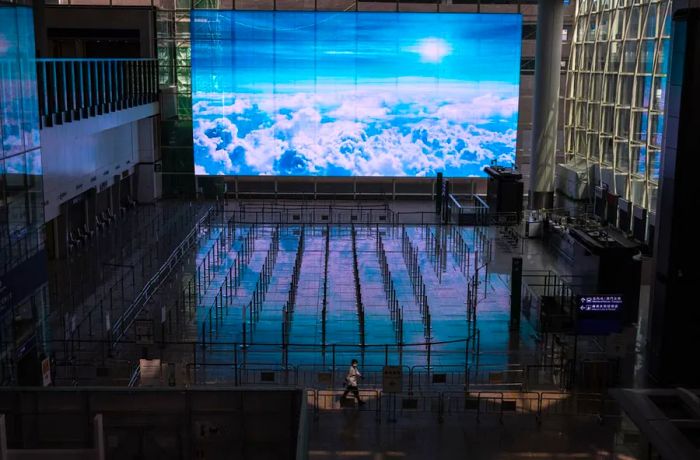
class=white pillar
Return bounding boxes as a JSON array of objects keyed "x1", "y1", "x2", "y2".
[{"x1": 530, "y1": 0, "x2": 565, "y2": 209}]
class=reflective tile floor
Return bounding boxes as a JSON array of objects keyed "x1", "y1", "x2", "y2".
[
  {"x1": 45, "y1": 199, "x2": 648, "y2": 392},
  {"x1": 189, "y1": 221, "x2": 545, "y2": 383}
]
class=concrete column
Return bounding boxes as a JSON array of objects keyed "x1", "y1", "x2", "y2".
[
  {"x1": 32, "y1": 0, "x2": 48, "y2": 57},
  {"x1": 530, "y1": 0, "x2": 564, "y2": 210},
  {"x1": 648, "y1": 8, "x2": 700, "y2": 385},
  {"x1": 135, "y1": 117, "x2": 161, "y2": 203},
  {"x1": 56, "y1": 207, "x2": 68, "y2": 259}
]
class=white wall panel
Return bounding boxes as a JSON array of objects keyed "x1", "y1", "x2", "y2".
[{"x1": 40, "y1": 103, "x2": 158, "y2": 220}]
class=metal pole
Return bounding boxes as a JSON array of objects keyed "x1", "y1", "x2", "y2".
[
  {"x1": 234, "y1": 342, "x2": 239, "y2": 386},
  {"x1": 331, "y1": 344, "x2": 336, "y2": 389}
]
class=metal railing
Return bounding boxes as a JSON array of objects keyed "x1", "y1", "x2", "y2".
[
  {"x1": 520, "y1": 270, "x2": 588, "y2": 333},
  {"x1": 229, "y1": 201, "x2": 395, "y2": 225},
  {"x1": 45, "y1": 204, "x2": 217, "y2": 383},
  {"x1": 37, "y1": 58, "x2": 158, "y2": 128},
  {"x1": 46, "y1": 0, "x2": 545, "y2": 10},
  {"x1": 190, "y1": 337, "x2": 477, "y2": 379},
  {"x1": 46, "y1": 332, "x2": 579, "y2": 400},
  {"x1": 186, "y1": 361, "x2": 535, "y2": 393},
  {"x1": 447, "y1": 194, "x2": 490, "y2": 225},
  {"x1": 110, "y1": 205, "x2": 215, "y2": 347},
  {"x1": 306, "y1": 389, "x2": 620, "y2": 425},
  {"x1": 52, "y1": 333, "x2": 570, "y2": 391}
]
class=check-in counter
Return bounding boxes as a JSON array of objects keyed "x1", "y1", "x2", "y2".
[{"x1": 544, "y1": 219, "x2": 642, "y2": 324}]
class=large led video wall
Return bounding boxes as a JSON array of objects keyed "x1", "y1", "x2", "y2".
[
  {"x1": 0, "y1": 5, "x2": 40, "y2": 162},
  {"x1": 192, "y1": 11, "x2": 521, "y2": 177}
]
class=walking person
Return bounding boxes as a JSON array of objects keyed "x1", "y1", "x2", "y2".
[{"x1": 341, "y1": 359, "x2": 365, "y2": 406}]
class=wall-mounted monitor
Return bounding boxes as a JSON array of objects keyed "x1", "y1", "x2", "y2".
[
  {"x1": 647, "y1": 210, "x2": 656, "y2": 255},
  {"x1": 594, "y1": 185, "x2": 607, "y2": 222},
  {"x1": 632, "y1": 204, "x2": 647, "y2": 242},
  {"x1": 191, "y1": 11, "x2": 522, "y2": 177},
  {"x1": 606, "y1": 192, "x2": 619, "y2": 227},
  {"x1": 617, "y1": 198, "x2": 631, "y2": 233}
]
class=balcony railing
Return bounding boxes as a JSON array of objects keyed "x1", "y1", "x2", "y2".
[{"x1": 37, "y1": 58, "x2": 158, "y2": 128}]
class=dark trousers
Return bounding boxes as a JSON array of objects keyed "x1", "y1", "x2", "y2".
[{"x1": 342, "y1": 385, "x2": 362, "y2": 402}]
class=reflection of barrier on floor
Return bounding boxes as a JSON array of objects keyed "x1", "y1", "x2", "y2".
[
  {"x1": 376, "y1": 229, "x2": 404, "y2": 345},
  {"x1": 401, "y1": 227, "x2": 432, "y2": 339},
  {"x1": 350, "y1": 225, "x2": 366, "y2": 348},
  {"x1": 0, "y1": 414, "x2": 105, "y2": 460}
]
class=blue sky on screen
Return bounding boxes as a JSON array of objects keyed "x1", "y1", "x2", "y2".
[{"x1": 192, "y1": 11, "x2": 521, "y2": 177}]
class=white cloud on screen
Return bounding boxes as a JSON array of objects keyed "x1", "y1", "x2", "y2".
[
  {"x1": 193, "y1": 98, "x2": 251, "y2": 116},
  {"x1": 193, "y1": 83, "x2": 518, "y2": 176}
]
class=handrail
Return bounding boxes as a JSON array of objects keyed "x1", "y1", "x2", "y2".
[
  {"x1": 472, "y1": 195, "x2": 489, "y2": 209},
  {"x1": 46, "y1": 0, "x2": 541, "y2": 10},
  {"x1": 127, "y1": 364, "x2": 141, "y2": 388},
  {"x1": 238, "y1": 201, "x2": 391, "y2": 211},
  {"x1": 26, "y1": 335, "x2": 478, "y2": 349},
  {"x1": 304, "y1": 389, "x2": 618, "y2": 424},
  {"x1": 37, "y1": 57, "x2": 158, "y2": 128},
  {"x1": 228, "y1": 205, "x2": 396, "y2": 224},
  {"x1": 44, "y1": 204, "x2": 208, "y2": 377},
  {"x1": 37, "y1": 58, "x2": 157, "y2": 62},
  {"x1": 49, "y1": 336, "x2": 566, "y2": 391},
  {"x1": 166, "y1": 361, "x2": 558, "y2": 391}
]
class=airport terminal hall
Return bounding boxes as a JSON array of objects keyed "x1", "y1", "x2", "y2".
[{"x1": 1, "y1": 0, "x2": 700, "y2": 458}]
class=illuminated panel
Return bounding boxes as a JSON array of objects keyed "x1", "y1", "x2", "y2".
[
  {"x1": 192, "y1": 11, "x2": 521, "y2": 177},
  {"x1": 0, "y1": 5, "x2": 40, "y2": 160}
]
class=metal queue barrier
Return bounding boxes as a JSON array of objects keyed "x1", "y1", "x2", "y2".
[
  {"x1": 227, "y1": 200, "x2": 389, "y2": 221},
  {"x1": 45, "y1": 202, "x2": 568, "y2": 395},
  {"x1": 49, "y1": 205, "x2": 219, "y2": 384}
]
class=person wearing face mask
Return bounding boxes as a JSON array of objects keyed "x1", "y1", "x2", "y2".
[{"x1": 341, "y1": 359, "x2": 365, "y2": 406}]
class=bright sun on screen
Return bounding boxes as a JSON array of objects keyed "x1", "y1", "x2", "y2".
[{"x1": 192, "y1": 11, "x2": 522, "y2": 177}]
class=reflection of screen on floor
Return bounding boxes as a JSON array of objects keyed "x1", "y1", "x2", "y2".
[{"x1": 192, "y1": 11, "x2": 522, "y2": 177}]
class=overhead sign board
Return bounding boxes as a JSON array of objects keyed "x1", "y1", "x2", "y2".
[
  {"x1": 576, "y1": 295, "x2": 623, "y2": 335},
  {"x1": 579, "y1": 295, "x2": 623, "y2": 313}
]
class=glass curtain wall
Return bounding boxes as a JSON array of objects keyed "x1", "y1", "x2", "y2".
[
  {"x1": 564, "y1": 0, "x2": 671, "y2": 212},
  {"x1": 158, "y1": 0, "x2": 196, "y2": 197},
  {"x1": 0, "y1": 2, "x2": 48, "y2": 384}
]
